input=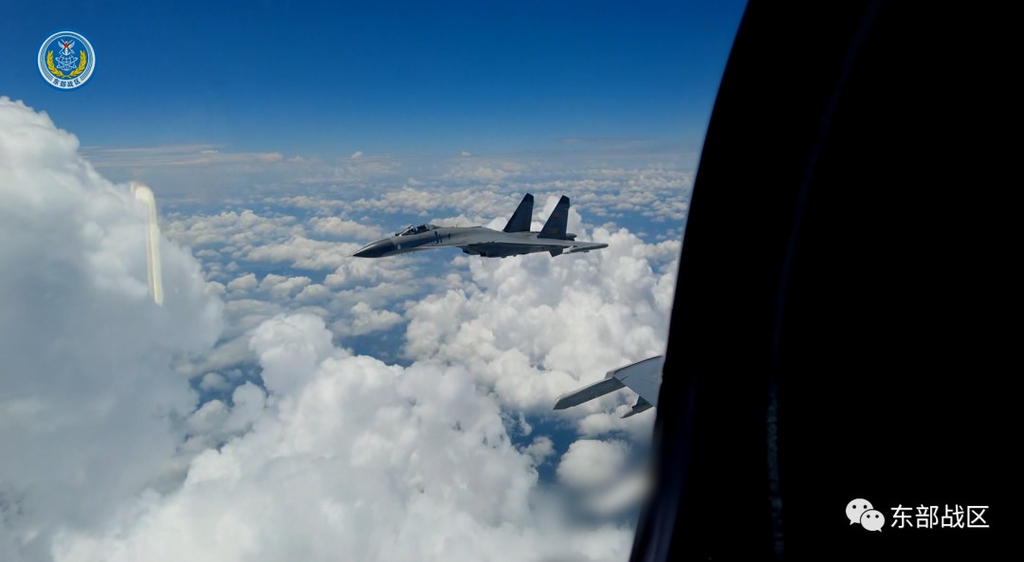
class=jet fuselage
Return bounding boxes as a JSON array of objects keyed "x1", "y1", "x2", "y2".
[{"x1": 352, "y1": 193, "x2": 607, "y2": 259}]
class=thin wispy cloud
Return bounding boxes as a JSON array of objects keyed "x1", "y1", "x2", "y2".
[{"x1": 79, "y1": 143, "x2": 300, "y2": 168}]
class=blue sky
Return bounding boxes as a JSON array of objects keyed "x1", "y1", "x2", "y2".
[{"x1": 2, "y1": 0, "x2": 746, "y2": 158}]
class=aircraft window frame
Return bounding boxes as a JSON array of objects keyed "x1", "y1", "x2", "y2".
[{"x1": 397, "y1": 224, "x2": 437, "y2": 236}]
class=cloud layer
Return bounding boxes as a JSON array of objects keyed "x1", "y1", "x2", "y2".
[
  {"x1": 52, "y1": 315, "x2": 635, "y2": 562},
  {"x1": 1, "y1": 97, "x2": 223, "y2": 560},
  {"x1": 1, "y1": 96, "x2": 686, "y2": 562},
  {"x1": 402, "y1": 224, "x2": 678, "y2": 431}
]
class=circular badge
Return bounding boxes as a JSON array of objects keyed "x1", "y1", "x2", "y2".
[{"x1": 38, "y1": 31, "x2": 95, "y2": 89}]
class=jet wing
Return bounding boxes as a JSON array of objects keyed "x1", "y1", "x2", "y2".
[
  {"x1": 556, "y1": 241, "x2": 609, "y2": 255},
  {"x1": 460, "y1": 195, "x2": 609, "y2": 257},
  {"x1": 460, "y1": 239, "x2": 608, "y2": 258},
  {"x1": 553, "y1": 355, "x2": 664, "y2": 418}
]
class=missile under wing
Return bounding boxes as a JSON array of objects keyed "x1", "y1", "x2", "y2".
[{"x1": 553, "y1": 355, "x2": 664, "y2": 418}]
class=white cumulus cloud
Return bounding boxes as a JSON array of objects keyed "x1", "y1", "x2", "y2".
[
  {"x1": 402, "y1": 223, "x2": 677, "y2": 435},
  {"x1": 2, "y1": 97, "x2": 644, "y2": 562},
  {"x1": 331, "y1": 301, "x2": 404, "y2": 337},
  {"x1": 0, "y1": 97, "x2": 224, "y2": 560},
  {"x1": 557, "y1": 439, "x2": 631, "y2": 490},
  {"x1": 51, "y1": 314, "x2": 636, "y2": 562}
]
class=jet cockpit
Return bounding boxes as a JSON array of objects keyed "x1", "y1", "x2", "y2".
[{"x1": 396, "y1": 224, "x2": 440, "y2": 236}]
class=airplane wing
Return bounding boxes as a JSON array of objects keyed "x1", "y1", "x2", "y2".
[
  {"x1": 463, "y1": 194, "x2": 608, "y2": 257},
  {"x1": 553, "y1": 355, "x2": 664, "y2": 418},
  {"x1": 558, "y1": 241, "x2": 608, "y2": 255},
  {"x1": 460, "y1": 239, "x2": 608, "y2": 258}
]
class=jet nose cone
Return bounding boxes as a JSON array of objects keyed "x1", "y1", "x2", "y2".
[{"x1": 353, "y1": 239, "x2": 395, "y2": 258}]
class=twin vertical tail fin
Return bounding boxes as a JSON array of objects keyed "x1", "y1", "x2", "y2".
[
  {"x1": 538, "y1": 195, "x2": 570, "y2": 239},
  {"x1": 503, "y1": 193, "x2": 534, "y2": 233},
  {"x1": 505, "y1": 193, "x2": 574, "y2": 240}
]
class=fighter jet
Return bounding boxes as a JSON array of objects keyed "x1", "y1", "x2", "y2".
[
  {"x1": 553, "y1": 355, "x2": 663, "y2": 418},
  {"x1": 352, "y1": 193, "x2": 608, "y2": 258}
]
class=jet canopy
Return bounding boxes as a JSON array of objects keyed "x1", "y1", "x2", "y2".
[{"x1": 396, "y1": 224, "x2": 440, "y2": 236}]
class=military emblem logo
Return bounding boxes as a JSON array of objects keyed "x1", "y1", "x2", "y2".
[{"x1": 37, "y1": 31, "x2": 95, "y2": 89}]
